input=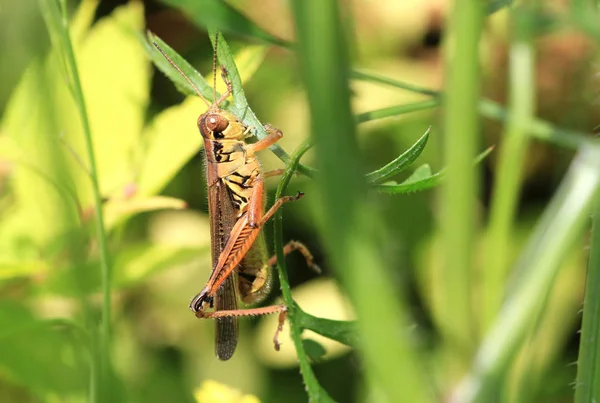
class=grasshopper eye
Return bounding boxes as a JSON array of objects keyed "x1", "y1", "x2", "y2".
[{"x1": 206, "y1": 114, "x2": 229, "y2": 133}]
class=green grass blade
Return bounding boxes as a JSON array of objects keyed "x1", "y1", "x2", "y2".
[
  {"x1": 290, "y1": 1, "x2": 432, "y2": 401},
  {"x1": 575, "y1": 174, "x2": 600, "y2": 402},
  {"x1": 365, "y1": 128, "x2": 430, "y2": 183},
  {"x1": 439, "y1": 0, "x2": 483, "y2": 354},
  {"x1": 355, "y1": 100, "x2": 440, "y2": 124},
  {"x1": 352, "y1": 70, "x2": 591, "y2": 151},
  {"x1": 453, "y1": 143, "x2": 600, "y2": 403},
  {"x1": 351, "y1": 69, "x2": 439, "y2": 96},
  {"x1": 483, "y1": 7, "x2": 536, "y2": 332},
  {"x1": 477, "y1": 99, "x2": 590, "y2": 150},
  {"x1": 38, "y1": 0, "x2": 114, "y2": 400},
  {"x1": 144, "y1": 32, "x2": 216, "y2": 99},
  {"x1": 159, "y1": 0, "x2": 289, "y2": 47}
]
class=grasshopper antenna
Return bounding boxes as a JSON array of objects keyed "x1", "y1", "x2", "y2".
[
  {"x1": 151, "y1": 38, "x2": 212, "y2": 109},
  {"x1": 212, "y1": 31, "x2": 219, "y2": 107}
]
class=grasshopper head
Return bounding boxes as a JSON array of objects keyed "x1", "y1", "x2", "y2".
[{"x1": 198, "y1": 110, "x2": 247, "y2": 141}]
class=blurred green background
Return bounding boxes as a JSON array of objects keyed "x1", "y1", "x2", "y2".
[{"x1": 1, "y1": 0, "x2": 600, "y2": 402}]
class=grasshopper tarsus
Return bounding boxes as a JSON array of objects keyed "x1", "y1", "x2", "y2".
[
  {"x1": 263, "y1": 123, "x2": 283, "y2": 138},
  {"x1": 190, "y1": 288, "x2": 212, "y2": 312},
  {"x1": 273, "y1": 309, "x2": 288, "y2": 351}
]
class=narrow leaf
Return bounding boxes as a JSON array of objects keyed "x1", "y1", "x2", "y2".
[{"x1": 366, "y1": 128, "x2": 430, "y2": 183}]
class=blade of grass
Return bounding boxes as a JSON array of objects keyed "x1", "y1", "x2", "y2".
[
  {"x1": 452, "y1": 143, "x2": 600, "y2": 403},
  {"x1": 145, "y1": 32, "x2": 216, "y2": 99},
  {"x1": 439, "y1": 0, "x2": 483, "y2": 355},
  {"x1": 477, "y1": 100, "x2": 589, "y2": 149},
  {"x1": 483, "y1": 7, "x2": 536, "y2": 333},
  {"x1": 274, "y1": 141, "x2": 334, "y2": 402},
  {"x1": 574, "y1": 162, "x2": 600, "y2": 402},
  {"x1": 290, "y1": 1, "x2": 432, "y2": 402},
  {"x1": 351, "y1": 71, "x2": 592, "y2": 150},
  {"x1": 355, "y1": 99, "x2": 440, "y2": 124},
  {"x1": 38, "y1": 0, "x2": 113, "y2": 400}
]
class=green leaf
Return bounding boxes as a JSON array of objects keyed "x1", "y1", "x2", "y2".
[
  {"x1": 0, "y1": 301, "x2": 87, "y2": 395},
  {"x1": 143, "y1": 32, "x2": 215, "y2": 100},
  {"x1": 575, "y1": 193, "x2": 600, "y2": 402},
  {"x1": 488, "y1": 0, "x2": 513, "y2": 15},
  {"x1": 375, "y1": 165, "x2": 442, "y2": 194},
  {"x1": 296, "y1": 307, "x2": 359, "y2": 347},
  {"x1": 302, "y1": 338, "x2": 328, "y2": 363},
  {"x1": 112, "y1": 243, "x2": 207, "y2": 287},
  {"x1": 104, "y1": 196, "x2": 187, "y2": 230},
  {"x1": 355, "y1": 101, "x2": 439, "y2": 124},
  {"x1": 375, "y1": 146, "x2": 494, "y2": 194},
  {"x1": 137, "y1": 97, "x2": 206, "y2": 197},
  {"x1": 365, "y1": 128, "x2": 430, "y2": 184},
  {"x1": 159, "y1": 0, "x2": 289, "y2": 47}
]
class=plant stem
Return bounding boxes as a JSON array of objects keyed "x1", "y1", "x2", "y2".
[
  {"x1": 453, "y1": 144, "x2": 600, "y2": 403},
  {"x1": 483, "y1": 9, "x2": 535, "y2": 332},
  {"x1": 440, "y1": 0, "x2": 483, "y2": 355},
  {"x1": 40, "y1": 0, "x2": 113, "y2": 398},
  {"x1": 274, "y1": 142, "x2": 333, "y2": 402},
  {"x1": 290, "y1": 1, "x2": 432, "y2": 401},
  {"x1": 575, "y1": 161, "x2": 600, "y2": 402}
]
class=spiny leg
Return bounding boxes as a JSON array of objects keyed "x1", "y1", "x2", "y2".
[
  {"x1": 268, "y1": 240, "x2": 321, "y2": 274},
  {"x1": 196, "y1": 304, "x2": 288, "y2": 351}
]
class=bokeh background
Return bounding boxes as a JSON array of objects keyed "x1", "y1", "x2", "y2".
[{"x1": 0, "y1": 0, "x2": 599, "y2": 402}]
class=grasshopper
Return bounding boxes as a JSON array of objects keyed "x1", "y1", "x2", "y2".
[{"x1": 153, "y1": 34, "x2": 317, "y2": 360}]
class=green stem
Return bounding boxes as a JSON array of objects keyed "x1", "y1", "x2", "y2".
[
  {"x1": 274, "y1": 142, "x2": 333, "y2": 402},
  {"x1": 453, "y1": 144, "x2": 600, "y2": 403},
  {"x1": 351, "y1": 71, "x2": 592, "y2": 150},
  {"x1": 40, "y1": 0, "x2": 113, "y2": 398},
  {"x1": 575, "y1": 165, "x2": 600, "y2": 402},
  {"x1": 440, "y1": 0, "x2": 483, "y2": 353},
  {"x1": 290, "y1": 1, "x2": 432, "y2": 401},
  {"x1": 355, "y1": 99, "x2": 440, "y2": 124},
  {"x1": 483, "y1": 10, "x2": 535, "y2": 332}
]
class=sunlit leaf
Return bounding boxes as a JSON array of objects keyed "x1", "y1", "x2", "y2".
[
  {"x1": 104, "y1": 195, "x2": 187, "y2": 230},
  {"x1": 137, "y1": 97, "x2": 206, "y2": 196},
  {"x1": 67, "y1": 2, "x2": 149, "y2": 203}
]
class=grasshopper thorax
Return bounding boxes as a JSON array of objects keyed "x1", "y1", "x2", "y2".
[{"x1": 198, "y1": 110, "x2": 247, "y2": 141}]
